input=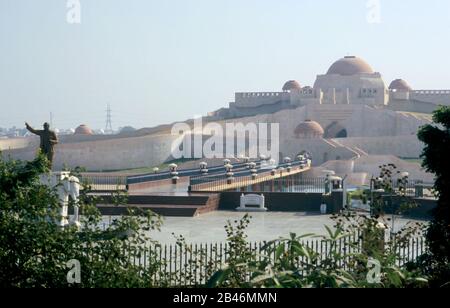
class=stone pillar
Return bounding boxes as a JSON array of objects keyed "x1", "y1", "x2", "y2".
[
  {"x1": 317, "y1": 88, "x2": 323, "y2": 104},
  {"x1": 225, "y1": 163, "x2": 234, "y2": 184},
  {"x1": 199, "y1": 162, "x2": 208, "y2": 175},
  {"x1": 284, "y1": 157, "x2": 292, "y2": 172},
  {"x1": 169, "y1": 163, "x2": 179, "y2": 184}
]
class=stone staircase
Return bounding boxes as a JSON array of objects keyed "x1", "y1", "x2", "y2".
[
  {"x1": 97, "y1": 193, "x2": 221, "y2": 217},
  {"x1": 327, "y1": 138, "x2": 368, "y2": 160},
  {"x1": 397, "y1": 111, "x2": 432, "y2": 122},
  {"x1": 310, "y1": 105, "x2": 355, "y2": 123}
]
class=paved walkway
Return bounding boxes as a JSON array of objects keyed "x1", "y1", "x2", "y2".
[{"x1": 143, "y1": 211, "x2": 426, "y2": 244}]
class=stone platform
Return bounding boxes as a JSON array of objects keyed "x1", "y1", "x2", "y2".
[{"x1": 96, "y1": 193, "x2": 220, "y2": 217}]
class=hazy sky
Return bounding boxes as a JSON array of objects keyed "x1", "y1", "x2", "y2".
[{"x1": 1, "y1": 0, "x2": 450, "y2": 130}]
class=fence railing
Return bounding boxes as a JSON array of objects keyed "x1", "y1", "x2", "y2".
[
  {"x1": 125, "y1": 234, "x2": 426, "y2": 287},
  {"x1": 268, "y1": 177, "x2": 326, "y2": 193},
  {"x1": 190, "y1": 175, "x2": 322, "y2": 193},
  {"x1": 379, "y1": 180, "x2": 435, "y2": 199},
  {"x1": 79, "y1": 159, "x2": 312, "y2": 191},
  {"x1": 395, "y1": 236, "x2": 427, "y2": 267},
  {"x1": 126, "y1": 161, "x2": 257, "y2": 185},
  {"x1": 190, "y1": 161, "x2": 310, "y2": 192},
  {"x1": 80, "y1": 174, "x2": 127, "y2": 191}
]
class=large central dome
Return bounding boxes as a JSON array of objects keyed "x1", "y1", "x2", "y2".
[{"x1": 326, "y1": 56, "x2": 374, "y2": 76}]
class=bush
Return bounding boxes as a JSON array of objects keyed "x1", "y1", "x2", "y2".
[
  {"x1": 206, "y1": 213, "x2": 428, "y2": 288},
  {"x1": 0, "y1": 154, "x2": 164, "y2": 288}
]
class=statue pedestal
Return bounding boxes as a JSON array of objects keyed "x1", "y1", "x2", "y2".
[{"x1": 236, "y1": 194, "x2": 268, "y2": 212}]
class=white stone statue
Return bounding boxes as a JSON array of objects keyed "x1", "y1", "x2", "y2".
[
  {"x1": 67, "y1": 175, "x2": 81, "y2": 229},
  {"x1": 39, "y1": 172, "x2": 81, "y2": 229}
]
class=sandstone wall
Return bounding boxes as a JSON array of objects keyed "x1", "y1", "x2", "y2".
[
  {"x1": 0, "y1": 137, "x2": 37, "y2": 151},
  {"x1": 2, "y1": 133, "x2": 178, "y2": 171},
  {"x1": 335, "y1": 135, "x2": 424, "y2": 158}
]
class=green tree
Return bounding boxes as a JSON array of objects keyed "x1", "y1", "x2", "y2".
[
  {"x1": 0, "y1": 154, "x2": 164, "y2": 288},
  {"x1": 417, "y1": 106, "x2": 450, "y2": 287}
]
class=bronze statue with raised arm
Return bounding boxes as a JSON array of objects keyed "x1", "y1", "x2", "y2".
[{"x1": 25, "y1": 122, "x2": 58, "y2": 168}]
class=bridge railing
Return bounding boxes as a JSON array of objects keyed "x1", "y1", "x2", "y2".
[
  {"x1": 126, "y1": 161, "x2": 256, "y2": 185},
  {"x1": 189, "y1": 159, "x2": 310, "y2": 192},
  {"x1": 82, "y1": 159, "x2": 311, "y2": 192}
]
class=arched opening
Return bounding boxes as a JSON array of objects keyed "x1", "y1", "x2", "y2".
[
  {"x1": 324, "y1": 121, "x2": 348, "y2": 139},
  {"x1": 335, "y1": 129, "x2": 348, "y2": 138}
]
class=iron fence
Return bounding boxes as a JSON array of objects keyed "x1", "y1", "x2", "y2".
[
  {"x1": 268, "y1": 177, "x2": 326, "y2": 193},
  {"x1": 125, "y1": 234, "x2": 426, "y2": 287},
  {"x1": 394, "y1": 180, "x2": 435, "y2": 198},
  {"x1": 80, "y1": 174, "x2": 127, "y2": 191},
  {"x1": 395, "y1": 236, "x2": 427, "y2": 267},
  {"x1": 190, "y1": 174, "x2": 323, "y2": 193}
]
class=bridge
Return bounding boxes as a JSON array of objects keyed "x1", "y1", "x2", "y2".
[
  {"x1": 77, "y1": 153, "x2": 436, "y2": 217},
  {"x1": 188, "y1": 159, "x2": 311, "y2": 192},
  {"x1": 81, "y1": 156, "x2": 312, "y2": 193},
  {"x1": 79, "y1": 156, "x2": 315, "y2": 216}
]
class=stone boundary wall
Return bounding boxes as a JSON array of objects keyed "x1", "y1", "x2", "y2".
[
  {"x1": 0, "y1": 137, "x2": 36, "y2": 151},
  {"x1": 2, "y1": 133, "x2": 178, "y2": 171},
  {"x1": 235, "y1": 92, "x2": 289, "y2": 107},
  {"x1": 410, "y1": 90, "x2": 450, "y2": 106},
  {"x1": 387, "y1": 100, "x2": 438, "y2": 114}
]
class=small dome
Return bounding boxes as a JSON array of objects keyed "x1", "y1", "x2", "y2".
[
  {"x1": 294, "y1": 120, "x2": 324, "y2": 139},
  {"x1": 74, "y1": 124, "x2": 93, "y2": 135},
  {"x1": 389, "y1": 79, "x2": 412, "y2": 91},
  {"x1": 327, "y1": 56, "x2": 374, "y2": 76},
  {"x1": 282, "y1": 80, "x2": 302, "y2": 92}
]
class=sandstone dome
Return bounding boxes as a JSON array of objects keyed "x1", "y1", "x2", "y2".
[
  {"x1": 294, "y1": 120, "x2": 324, "y2": 139},
  {"x1": 282, "y1": 80, "x2": 302, "y2": 92},
  {"x1": 326, "y1": 56, "x2": 374, "y2": 76},
  {"x1": 389, "y1": 79, "x2": 412, "y2": 91},
  {"x1": 74, "y1": 124, "x2": 94, "y2": 135}
]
